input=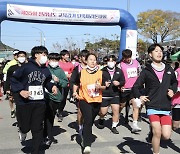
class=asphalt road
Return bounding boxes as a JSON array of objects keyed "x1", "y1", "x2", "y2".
[{"x1": 0, "y1": 96, "x2": 179, "y2": 154}]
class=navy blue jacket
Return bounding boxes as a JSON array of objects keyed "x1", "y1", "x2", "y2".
[{"x1": 10, "y1": 58, "x2": 54, "y2": 105}]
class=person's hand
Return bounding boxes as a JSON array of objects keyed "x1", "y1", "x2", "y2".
[
  {"x1": 105, "y1": 80, "x2": 111, "y2": 88},
  {"x1": 6, "y1": 90, "x2": 10, "y2": 94},
  {"x1": 121, "y1": 86, "x2": 125, "y2": 92},
  {"x1": 112, "y1": 80, "x2": 120, "y2": 86},
  {"x1": 53, "y1": 75, "x2": 59, "y2": 82},
  {"x1": 140, "y1": 96, "x2": 150, "y2": 103},
  {"x1": 95, "y1": 78, "x2": 101, "y2": 90},
  {"x1": 20, "y1": 90, "x2": 30, "y2": 98},
  {"x1": 52, "y1": 86, "x2": 58, "y2": 95},
  {"x1": 73, "y1": 92, "x2": 79, "y2": 99},
  {"x1": 167, "y1": 89, "x2": 174, "y2": 98}
]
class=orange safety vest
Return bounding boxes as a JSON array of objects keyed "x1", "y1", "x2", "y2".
[{"x1": 79, "y1": 69, "x2": 102, "y2": 103}]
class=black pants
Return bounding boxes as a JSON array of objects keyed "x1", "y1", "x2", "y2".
[
  {"x1": 79, "y1": 100, "x2": 101, "y2": 147},
  {"x1": 44, "y1": 100, "x2": 60, "y2": 140},
  {"x1": 58, "y1": 87, "x2": 69, "y2": 114},
  {"x1": 16, "y1": 103, "x2": 46, "y2": 154}
]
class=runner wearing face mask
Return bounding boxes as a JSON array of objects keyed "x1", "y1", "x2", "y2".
[
  {"x1": 43, "y1": 53, "x2": 68, "y2": 146},
  {"x1": 6, "y1": 51, "x2": 27, "y2": 118},
  {"x1": 98, "y1": 55, "x2": 125, "y2": 134},
  {"x1": 10, "y1": 46, "x2": 58, "y2": 154}
]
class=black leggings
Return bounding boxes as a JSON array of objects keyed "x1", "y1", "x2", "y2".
[
  {"x1": 79, "y1": 100, "x2": 101, "y2": 147},
  {"x1": 44, "y1": 100, "x2": 60, "y2": 140},
  {"x1": 58, "y1": 87, "x2": 69, "y2": 114}
]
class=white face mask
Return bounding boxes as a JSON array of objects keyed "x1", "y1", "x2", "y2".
[
  {"x1": 107, "y1": 62, "x2": 115, "y2": 69},
  {"x1": 17, "y1": 57, "x2": 26, "y2": 63},
  {"x1": 39, "y1": 55, "x2": 47, "y2": 65},
  {"x1": 49, "y1": 61, "x2": 59, "y2": 68}
]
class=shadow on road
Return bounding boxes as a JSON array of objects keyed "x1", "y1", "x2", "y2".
[
  {"x1": 52, "y1": 126, "x2": 66, "y2": 137},
  {"x1": 160, "y1": 139, "x2": 180, "y2": 153},
  {"x1": 68, "y1": 121, "x2": 78, "y2": 133},
  {"x1": 62, "y1": 110, "x2": 77, "y2": 118},
  {"x1": 117, "y1": 137, "x2": 152, "y2": 154}
]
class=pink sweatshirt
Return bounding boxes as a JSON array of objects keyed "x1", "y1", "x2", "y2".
[
  {"x1": 59, "y1": 61, "x2": 74, "y2": 76},
  {"x1": 120, "y1": 59, "x2": 139, "y2": 88}
]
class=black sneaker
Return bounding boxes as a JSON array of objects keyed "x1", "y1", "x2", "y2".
[
  {"x1": 58, "y1": 114, "x2": 63, "y2": 122},
  {"x1": 111, "y1": 127, "x2": 119, "y2": 134},
  {"x1": 11, "y1": 110, "x2": 16, "y2": 118},
  {"x1": 45, "y1": 138, "x2": 52, "y2": 146},
  {"x1": 44, "y1": 137, "x2": 58, "y2": 146},
  {"x1": 97, "y1": 119, "x2": 104, "y2": 129}
]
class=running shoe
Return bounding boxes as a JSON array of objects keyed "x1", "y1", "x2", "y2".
[
  {"x1": 18, "y1": 130, "x2": 27, "y2": 142},
  {"x1": 131, "y1": 123, "x2": 142, "y2": 133},
  {"x1": 83, "y1": 146, "x2": 91, "y2": 154},
  {"x1": 45, "y1": 138, "x2": 58, "y2": 146},
  {"x1": 45, "y1": 138, "x2": 52, "y2": 146},
  {"x1": 97, "y1": 119, "x2": 104, "y2": 129},
  {"x1": 11, "y1": 110, "x2": 16, "y2": 118},
  {"x1": 58, "y1": 114, "x2": 63, "y2": 122},
  {"x1": 111, "y1": 127, "x2": 119, "y2": 134}
]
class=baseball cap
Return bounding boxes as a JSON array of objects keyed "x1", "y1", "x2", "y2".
[{"x1": 13, "y1": 49, "x2": 20, "y2": 55}]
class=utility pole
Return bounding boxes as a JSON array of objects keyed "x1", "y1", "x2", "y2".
[
  {"x1": 127, "y1": 0, "x2": 130, "y2": 12},
  {"x1": 32, "y1": 26, "x2": 46, "y2": 46}
]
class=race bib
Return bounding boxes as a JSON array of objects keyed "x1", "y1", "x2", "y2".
[
  {"x1": 127, "y1": 68, "x2": 137, "y2": 78},
  {"x1": 28, "y1": 86, "x2": 44, "y2": 100},
  {"x1": 87, "y1": 84, "x2": 99, "y2": 97}
]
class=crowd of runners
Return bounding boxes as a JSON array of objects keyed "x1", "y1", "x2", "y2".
[{"x1": 0, "y1": 43, "x2": 179, "y2": 154}]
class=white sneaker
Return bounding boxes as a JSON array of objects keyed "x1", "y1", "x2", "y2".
[
  {"x1": 83, "y1": 146, "x2": 91, "y2": 154},
  {"x1": 132, "y1": 124, "x2": 142, "y2": 133},
  {"x1": 18, "y1": 130, "x2": 27, "y2": 142}
]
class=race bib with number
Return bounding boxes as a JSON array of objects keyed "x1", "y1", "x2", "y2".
[
  {"x1": 87, "y1": 84, "x2": 99, "y2": 97},
  {"x1": 28, "y1": 86, "x2": 44, "y2": 100},
  {"x1": 127, "y1": 68, "x2": 137, "y2": 78}
]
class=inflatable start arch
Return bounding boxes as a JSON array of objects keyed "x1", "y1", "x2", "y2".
[{"x1": 0, "y1": 1, "x2": 137, "y2": 60}]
